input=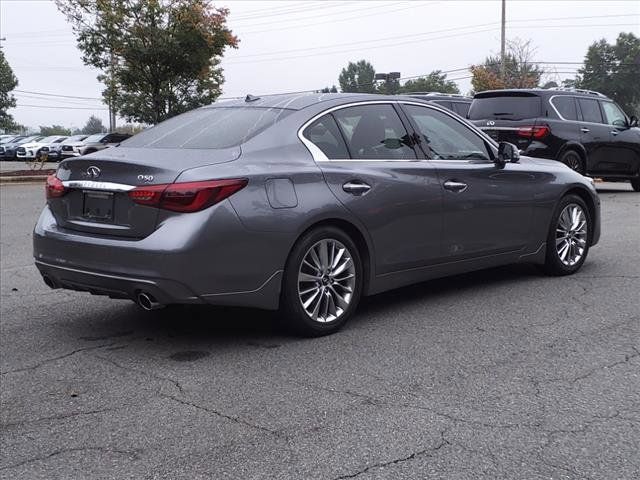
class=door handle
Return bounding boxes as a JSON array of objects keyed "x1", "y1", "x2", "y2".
[
  {"x1": 580, "y1": 127, "x2": 590, "y2": 133},
  {"x1": 611, "y1": 130, "x2": 619, "y2": 136},
  {"x1": 443, "y1": 180, "x2": 468, "y2": 193},
  {"x1": 342, "y1": 181, "x2": 371, "y2": 195}
]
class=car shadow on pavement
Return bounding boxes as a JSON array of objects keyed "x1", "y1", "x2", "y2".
[{"x1": 67, "y1": 263, "x2": 545, "y2": 347}]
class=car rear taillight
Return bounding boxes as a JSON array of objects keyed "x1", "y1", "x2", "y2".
[
  {"x1": 45, "y1": 174, "x2": 66, "y2": 198},
  {"x1": 128, "y1": 179, "x2": 248, "y2": 212},
  {"x1": 517, "y1": 125, "x2": 550, "y2": 139}
]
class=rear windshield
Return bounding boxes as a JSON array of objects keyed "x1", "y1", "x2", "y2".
[
  {"x1": 123, "y1": 107, "x2": 293, "y2": 149},
  {"x1": 468, "y1": 94, "x2": 541, "y2": 120}
]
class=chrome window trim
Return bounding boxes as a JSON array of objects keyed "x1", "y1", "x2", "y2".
[
  {"x1": 548, "y1": 94, "x2": 578, "y2": 122},
  {"x1": 298, "y1": 100, "x2": 497, "y2": 163},
  {"x1": 62, "y1": 180, "x2": 135, "y2": 192}
]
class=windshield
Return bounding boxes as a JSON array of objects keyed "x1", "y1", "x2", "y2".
[
  {"x1": 469, "y1": 94, "x2": 541, "y2": 120},
  {"x1": 38, "y1": 136, "x2": 59, "y2": 144},
  {"x1": 63, "y1": 135, "x2": 87, "y2": 143},
  {"x1": 84, "y1": 134, "x2": 106, "y2": 142},
  {"x1": 123, "y1": 107, "x2": 293, "y2": 149},
  {"x1": 18, "y1": 136, "x2": 40, "y2": 144}
]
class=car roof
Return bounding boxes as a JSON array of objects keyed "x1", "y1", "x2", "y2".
[
  {"x1": 205, "y1": 92, "x2": 434, "y2": 111},
  {"x1": 474, "y1": 88, "x2": 611, "y2": 100}
]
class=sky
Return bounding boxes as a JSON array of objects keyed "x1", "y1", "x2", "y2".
[{"x1": 1, "y1": 0, "x2": 638, "y2": 130}]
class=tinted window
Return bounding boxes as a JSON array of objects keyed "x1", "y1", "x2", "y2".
[
  {"x1": 468, "y1": 94, "x2": 541, "y2": 120},
  {"x1": 333, "y1": 104, "x2": 416, "y2": 160},
  {"x1": 601, "y1": 101, "x2": 627, "y2": 127},
  {"x1": 578, "y1": 98, "x2": 603, "y2": 124},
  {"x1": 303, "y1": 114, "x2": 349, "y2": 159},
  {"x1": 432, "y1": 100, "x2": 453, "y2": 111},
  {"x1": 405, "y1": 104, "x2": 491, "y2": 161},
  {"x1": 123, "y1": 107, "x2": 293, "y2": 149},
  {"x1": 452, "y1": 102, "x2": 470, "y2": 117},
  {"x1": 550, "y1": 96, "x2": 578, "y2": 120}
]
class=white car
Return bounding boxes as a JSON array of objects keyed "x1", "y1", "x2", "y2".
[{"x1": 16, "y1": 135, "x2": 68, "y2": 160}]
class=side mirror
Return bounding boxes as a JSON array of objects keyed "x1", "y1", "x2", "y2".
[
  {"x1": 629, "y1": 116, "x2": 638, "y2": 128},
  {"x1": 497, "y1": 142, "x2": 520, "y2": 165}
]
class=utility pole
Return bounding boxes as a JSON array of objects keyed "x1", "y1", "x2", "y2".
[
  {"x1": 500, "y1": 0, "x2": 506, "y2": 81},
  {"x1": 108, "y1": 51, "x2": 116, "y2": 132}
]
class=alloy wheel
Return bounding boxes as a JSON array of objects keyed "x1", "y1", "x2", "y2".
[
  {"x1": 297, "y1": 239, "x2": 356, "y2": 323},
  {"x1": 563, "y1": 153, "x2": 582, "y2": 173},
  {"x1": 555, "y1": 203, "x2": 588, "y2": 266}
]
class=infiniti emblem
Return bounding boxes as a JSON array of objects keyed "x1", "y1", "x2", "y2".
[
  {"x1": 86, "y1": 166, "x2": 101, "y2": 179},
  {"x1": 486, "y1": 120, "x2": 495, "y2": 126}
]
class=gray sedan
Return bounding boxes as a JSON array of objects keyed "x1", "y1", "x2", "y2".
[{"x1": 34, "y1": 93, "x2": 600, "y2": 336}]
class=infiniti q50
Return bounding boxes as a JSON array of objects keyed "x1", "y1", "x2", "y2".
[{"x1": 34, "y1": 93, "x2": 600, "y2": 336}]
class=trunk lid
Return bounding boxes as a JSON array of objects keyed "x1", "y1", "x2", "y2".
[{"x1": 50, "y1": 146, "x2": 240, "y2": 238}]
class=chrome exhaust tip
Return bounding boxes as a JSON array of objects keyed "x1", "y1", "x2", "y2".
[{"x1": 136, "y1": 292, "x2": 164, "y2": 311}]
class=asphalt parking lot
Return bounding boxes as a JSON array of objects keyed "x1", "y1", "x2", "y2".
[{"x1": 1, "y1": 182, "x2": 638, "y2": 480}]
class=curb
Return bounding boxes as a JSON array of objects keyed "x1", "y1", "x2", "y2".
[{"x1": 0, "y1": 176, "x2": 47, "y2": 184}]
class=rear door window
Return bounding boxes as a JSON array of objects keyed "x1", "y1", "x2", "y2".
[
  {"x1": 577, "y1": 98, "x2": 603, "y2": 124},
  {"x1": 123, "y1": 107, "x2": 293, "y2": 149},
  {"x1": 303, "y1": 114, "x2": 350, "y2": 159},
  {"x1": 332, "y1": 104, "x2": 416, "y2": 160},
  {"x1": 550, "y1": 96, "x2": 578, "y2": 120},
  {"x1": 468, "y1": 94, "x2": 541, "y2": 120}
]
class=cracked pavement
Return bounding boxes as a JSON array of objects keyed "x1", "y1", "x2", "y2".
[{"x1": 1, "y1": 183, "x2": 639, "y2": 479}]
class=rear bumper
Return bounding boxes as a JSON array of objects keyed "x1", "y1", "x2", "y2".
[
  {"x1": 33, "y1": 204, "x2": 289, "y2": 310},
  {"x1": 35, "y1": 259, "x2": 200, "y2": 305}
]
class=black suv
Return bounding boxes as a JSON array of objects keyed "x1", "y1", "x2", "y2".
[
  {"x1": 407, "y1": 92, "x2": 472, "y2": 117},
  {"x1": 468, "y1": 88, "x2": 640, "y2": 191}
]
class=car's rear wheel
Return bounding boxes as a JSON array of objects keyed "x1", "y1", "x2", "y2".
[
  {"x1": 281, "y1": 226, "x2": 362, "y2": 336},
  {"x1": 631, "y1": 178, "x2": 640, "y2": 192},
  {"x1": 559, "y1": 150, "x2": 584, "y2": 174},
  {"x1": 543, "y1": 194, "x2": 591, "y2": 276}
]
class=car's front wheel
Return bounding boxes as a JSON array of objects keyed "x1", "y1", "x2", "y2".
[
  {"x1": 543, "y1": 194, "x2": 591, "y2": 276},
  {"x1": 281, "y1": 227, "x2": 363, "y2": 336},
  {"x1": 631, "y1": 178, "x2": 640, "y2": 192}
]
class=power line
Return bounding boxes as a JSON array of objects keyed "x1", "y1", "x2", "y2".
[
  {"x1": 16, "y1": 104, "x2": 108, "y2": 111},
  {"x1": 14, "y1": 89, "x2": 102, "y2": 100}
]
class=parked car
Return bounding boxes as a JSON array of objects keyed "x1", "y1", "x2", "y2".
[
  {"x1": 59, "y1": 135, "x2": 92, "y2": 160},
  {"x1": 17, "y1": 136, "x2": 68, "y2": 160},
  {"x1": 407, "y1": 92, "x2": 473, "y2": 117},
  {"x1": 468, "y1": 87, "x2": 640, "y2": 191},
  {"x1": 76, "y1": 132, "x2": 131, "y2": 156},
  {"x1": 35, "y1": 93, "x2": 600, "y2": 336},
  {"x1": 0, "y1": 136, "x2": 42, "y2": 160},
  {"x1": 45, "y1": 135, "x2": 87, "y2": 161}
]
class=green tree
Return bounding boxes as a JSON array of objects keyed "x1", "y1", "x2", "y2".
[
  {"x1": 470, "y1": 38, "x2": 544, "y2": 92},
  {"x1": 319, "y1": 85, "x2": 338, "y2": 93},
  {"x1": 81, "y1": 115, "x2": 106, "y2": 135},
  {"x1": 400, "y1": 71, "x2": 460, "y2": 94},
  {"x1": 39, "y1": 125, "x2": 72, "y2": 136},
  {"x1": 338, "y1": 60, "x2": 377, "y2": 93},
  {"x1": 575, "y1": 32, "x2": 640, "y2": 116},
  {"x1": 56, "y1": 0, "x2": 238, "y2": 124},
  {"x1": 0, "y1": 50, "x2": 19, "y2": 132}
]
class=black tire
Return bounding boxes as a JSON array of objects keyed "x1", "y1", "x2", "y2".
[
  {"x1": 280, "y1": 226, "x2": 363, "y2": 337},
  {"x1": 631, "y1": 178, "x2": 640, "y2": 192},
  {"x1": 559, "y1": 150, "x2": 584, "y2": 175},
  {"x1": 543, "y1": 194, "x2": 592, "y2": 276}
]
